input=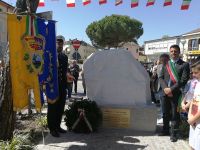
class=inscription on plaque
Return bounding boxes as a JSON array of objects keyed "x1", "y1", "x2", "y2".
[{"x1": 102, "y1": 108, "x2": 130, "y2": 128}]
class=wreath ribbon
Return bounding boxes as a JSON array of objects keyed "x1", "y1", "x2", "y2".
[{"x1": 72, "y1": 108, "x2": 93, "y2": 132}]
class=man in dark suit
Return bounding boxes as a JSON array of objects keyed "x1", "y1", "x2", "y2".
[
  {"x1": 47, "y1": 35, "x2": 68, "y2": 137},
  {"x1": 159, "y1": 45, "x2": 190, "y2": 142}
]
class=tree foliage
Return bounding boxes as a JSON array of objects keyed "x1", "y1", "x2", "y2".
[
  {"x1": 86, "y1": 14, "x2": 143, "y2": 49},
  {"x1": 16, "y1": 0, "x2": 39, "y2": 13},
  {"x1": 162, "y1": 35, "x2": 170, "y2": 39}
]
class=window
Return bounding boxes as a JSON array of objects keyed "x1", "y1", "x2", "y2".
[{"x1": 188, "y1": 39, "x2": 199, "y2": 50}]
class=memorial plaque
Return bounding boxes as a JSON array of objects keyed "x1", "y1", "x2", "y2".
[{"x1": 102, "y1": 108, "x2": 130, "y2": 128}]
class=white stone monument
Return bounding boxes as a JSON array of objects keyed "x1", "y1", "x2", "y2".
[{"x1": 83, "y1": 49, "x2": 157, "y2": 132}]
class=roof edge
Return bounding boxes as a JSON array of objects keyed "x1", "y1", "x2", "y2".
[{"x1": 0, "y1": 0, "x2": 15, "y2": 9}]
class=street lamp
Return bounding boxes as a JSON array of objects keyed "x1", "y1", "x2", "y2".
[{"x1": 181, "y1": 39, "x2": 187, "y2": 61}]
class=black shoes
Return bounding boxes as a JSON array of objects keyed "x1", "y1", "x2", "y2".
[
  {"x1": 170, "y1": 136, "x2": 178, "y2": 142},
  {"x1": 50, "y1": 128, "x2": 67, "y2": 137},
  {"x1": 50, "y1": 130, "x2": 60, "y2": 137},
  {"x1": 57, "y1": 127, "x2": 67, "y2": 133}
]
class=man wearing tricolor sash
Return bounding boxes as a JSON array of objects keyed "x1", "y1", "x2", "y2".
[{"x1": 159, "y1": 45, "x2": 190, "y2": 142}]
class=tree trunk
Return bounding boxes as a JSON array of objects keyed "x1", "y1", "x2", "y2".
[{"x1": 0, "y1": 65, "x2": 16, "y2": 140}]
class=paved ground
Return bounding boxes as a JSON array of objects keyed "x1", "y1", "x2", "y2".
[{"x1": 35, "y1": 78, "x2": 191, "y2": 150}]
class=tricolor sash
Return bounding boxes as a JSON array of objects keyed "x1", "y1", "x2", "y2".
[
  {"x1": 166, "y1": 60, "x2": 182, "y2": 112},
  {"x1": 166, "y1": 60, "x2": 179, "y2": 84}
]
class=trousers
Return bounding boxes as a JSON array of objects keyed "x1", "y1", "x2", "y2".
[
  {"x1": 47, "y1": 86, "x2": 67, "y2": 131},
  {"x1": 163, "y1": 95, "x2": 180, "y2": 134}
]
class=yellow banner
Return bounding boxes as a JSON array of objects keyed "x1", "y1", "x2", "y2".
[{"x1": 8, "y1": 14, "x2": 42, "y2": 111}]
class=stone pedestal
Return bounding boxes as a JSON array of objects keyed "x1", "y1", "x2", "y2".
[
  {"x1": 84, "y1": 49, "x2": 157, "y2": 132},
  {"x1": 101, "y1": 105, "x2": 157, "y2": 132}
]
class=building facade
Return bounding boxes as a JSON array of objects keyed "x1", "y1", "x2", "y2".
[
  {"x1": 0, "y1": 0, "x2": 14, "y2": 59},
  {"x1": 144, "y1": 28, "x2": 200, "y2": 63},
  {"x1": 180, "y1": 28, "x2": 200, "y2": 62},
  {"x1": 122, "y1": 42, "x2": 140, "y2": 60},
  {"x1": 144, "y1": 36, "x2": 181, "y2": 62},
  {"x1": 64, "y1": 41, "x2": 97, "y2": 62}
]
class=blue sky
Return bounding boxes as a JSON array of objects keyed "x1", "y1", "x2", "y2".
[{"x1": 5, "y1": 0, "x2": 200, "y2": 46}]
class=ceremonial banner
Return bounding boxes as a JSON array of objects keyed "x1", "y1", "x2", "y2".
[
  {"x1": 8, "y1": 14, "x2": 43, "y2": 111},
  {"x1": 39, "y1": 0, "x2": 45, "y2": 7},
  {"x1": 83, "y1": 0, "x2": 91, "y2": 5},
  {"x1": 146, "y1": 0, "x2": 155, "y2": 6},
  {"x1": 115, "y1": 0, "x2": 122, "y2": 6},
  {"x1": 99, "y1": 0, "x2": 107, "y2": 5},
  {"x1": 131, "y1": 0, "x2": 139, "y2": 8},
  {"x1": 164, "y1": 0, "x2": 172, "y2": 6},
  {"x1": 37, "y1": 18, "x2": 59, "y2": 103},
  {"x1": 66, "y1": 0, "x2": 75, "y2": 7},
  {"x1": 181, "y1": 0, "x2": 192, "y2": 10}
]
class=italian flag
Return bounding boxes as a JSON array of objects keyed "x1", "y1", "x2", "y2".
[
  {"x1": 146, "y1": 0, "x2": 155, "y2": 6},
  {"x1": 164, "y1": 0, "x2": 172, "y2": 6},
  {"x1": 66, "y1": 0, "x2": 75, "y2": 7},
  {"x1": 38, "y1": 0, "x2": 45, "y2": 7},
  {"x1": 83, "y1": 0, "x2": 91, "y2": 5},
  {"x1": 131, "y1": 0, "x2": 138, "y2": 8},
  {"x1": 99, "y1": 0, "x2": 107, "y2": 5},
  {"x1": 181, "y1": 0, "x2": 192, "y2": 10},
  {"x1": 115, "y1": 0, "x2": 122, "y2": 6}
]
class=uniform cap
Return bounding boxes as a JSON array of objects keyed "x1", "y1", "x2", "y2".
[{"x1": 56, "y1": 35, "x2": 65, "y2": 42}]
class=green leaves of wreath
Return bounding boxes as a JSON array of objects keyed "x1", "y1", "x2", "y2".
[{"x1": 64, "y1": 99, "x2": 102, "y2": 133}]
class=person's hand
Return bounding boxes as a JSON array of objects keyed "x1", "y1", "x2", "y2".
[
  {"x1": 188, "y1": 117, "x2": 195, "y2": 126},
  {"x1": 181, "y1": 104, "x2": 187, "y2": 112},
  {"x1": 164, "y1": 88, "x2": 172, "y2": 95},
  {"x1": 167, "y1": 92, "x2": 173, "y2": 97}
]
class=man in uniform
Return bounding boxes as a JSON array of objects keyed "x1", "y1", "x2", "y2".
[{"x1": 47, "y1": 35, "x2": 68, "y2": 137}]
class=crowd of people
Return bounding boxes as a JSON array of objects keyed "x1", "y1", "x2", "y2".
[
  {"x1": 47, "y1": 35, "x2": 200, "y2": 149},
  {"x1": 145, "y1": 45, "x2": 200, "y2": 148}
]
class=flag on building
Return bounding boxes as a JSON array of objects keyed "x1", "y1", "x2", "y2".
[
  {"x1": 131, "y1": 0, "x2": 139, "y2": 8},
  {"x1": 164, "y1": 0, "x2": 172, "y2": 6},
  {"x1": 83, "y1": 0, "x2": 91, "y2": 5},
  {"x1": 146, "y1": 0, "x2": 155, "y2": 6},
  {"x1": 99, "y1": 0, "x2": 107, "y2": 5},
  {"x1": 181, "y1": 0, "x2": 192, "y2": 10},
  {"x1": 66, "y1": 0, "x2": 75, "y2": 7},
  {"x1": 38, "y1": 0, "x2": 45, "y2": 7},
  {"x1": 115, "y1": 0, "x2": 122, "y2": 6}
]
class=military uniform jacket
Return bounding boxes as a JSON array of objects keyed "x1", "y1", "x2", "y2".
[{"x1": 58, "y1": 52, "x2": 68, "y2": 89}]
